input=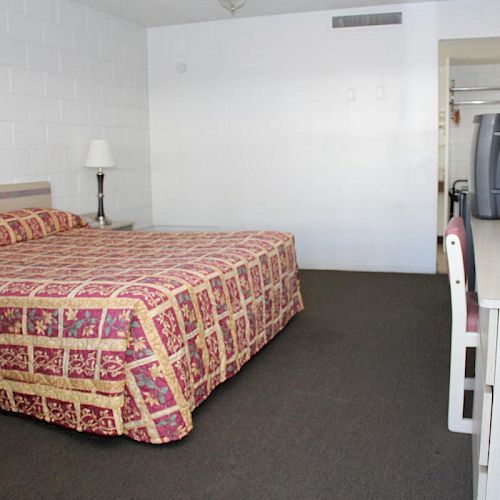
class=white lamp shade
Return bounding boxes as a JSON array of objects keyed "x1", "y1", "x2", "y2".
[{"x1": 85, "y1": 140, "x2": 115, "y2": 168}]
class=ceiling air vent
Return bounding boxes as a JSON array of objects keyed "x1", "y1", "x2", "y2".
[{"x1": 332, "y1": 12, "x2": 402, "y2": 29}]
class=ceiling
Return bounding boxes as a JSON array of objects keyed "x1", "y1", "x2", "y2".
[{"x1": 71, "y1": 0, "x2": 449, "y2": 28}]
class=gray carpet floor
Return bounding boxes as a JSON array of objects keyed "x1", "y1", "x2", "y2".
[{"x1": 0, "y1": 270, "x2": 471, "y2": 500}]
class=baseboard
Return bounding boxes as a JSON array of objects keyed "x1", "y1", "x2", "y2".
[{"x1": 298, "y1": 264, "x2": 436, "y2": 274}]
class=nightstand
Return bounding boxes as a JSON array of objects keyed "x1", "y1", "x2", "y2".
[{"x1": 81, "y1": 214, "x2": 134, "y2": 231}]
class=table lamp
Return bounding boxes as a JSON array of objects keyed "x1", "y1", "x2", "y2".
[{"x1": 85, "y1": 139, "x2": 115, "y2": 225}]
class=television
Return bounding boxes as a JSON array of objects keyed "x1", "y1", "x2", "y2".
[{"x1": 469, "y1": 113, "x2": 500, "y2": 219}]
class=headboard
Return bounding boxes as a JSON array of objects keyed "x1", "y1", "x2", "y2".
[{"x1": 0, "y1": 182, "x2": 52, "y2": 211}]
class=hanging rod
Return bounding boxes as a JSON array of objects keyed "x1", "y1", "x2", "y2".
[
  {"x1": 450, "y1": 86, "x2": 500, "y2": 92},
  {"x1": 451, "y1": 100, "x2": 500, "y2": 105},
  {"x1": 449, "y1": 80, "x2": 500, "y2": 120}
]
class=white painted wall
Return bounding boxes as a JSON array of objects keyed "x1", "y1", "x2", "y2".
[
  {"x1": 149, "y1": 0, "x2": 500, "y2": 272},
  {"x1": 0, "y1": 0, "x2": 152, "y2": 227}
]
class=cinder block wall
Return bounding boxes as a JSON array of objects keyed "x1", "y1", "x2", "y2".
[{"x1": 0, "y1": 0, "x2": 152, "y2": 227}]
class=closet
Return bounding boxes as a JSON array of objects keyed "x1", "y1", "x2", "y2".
[{"x1": 437, "y1": 38, "x2": 500, "y2": 272}]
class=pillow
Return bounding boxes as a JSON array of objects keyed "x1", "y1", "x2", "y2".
[{"x1": 0, "y1": 208, "x2": 89, "y2": 246}]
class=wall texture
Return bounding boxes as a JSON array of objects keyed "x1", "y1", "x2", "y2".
[
  {"x1": 148, "y1": 0, "x2": 500, "y2": 272},
  {"x1": 0, "y1": 0, "x2": 152, "y2": 227},
  {"x1": 148, "y1": 4, "x2": 437, "y2": 272}
]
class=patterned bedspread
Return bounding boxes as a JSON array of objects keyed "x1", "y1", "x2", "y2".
[{"x1": 0, "y1": 228, "x2": 303, "y2": 443}]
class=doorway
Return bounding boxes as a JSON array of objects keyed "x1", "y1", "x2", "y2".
[{"x1": 436, "y1": 38, "x2": 500, "y2": 274}]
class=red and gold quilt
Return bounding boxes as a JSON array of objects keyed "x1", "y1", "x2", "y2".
[{"x1": 0, "y1": 215, "x2": 303, "y2": 444}]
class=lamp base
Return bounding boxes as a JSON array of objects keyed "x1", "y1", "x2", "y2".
[{"x1": 95, "y1": 214, "x2": 113, "y2": 226}]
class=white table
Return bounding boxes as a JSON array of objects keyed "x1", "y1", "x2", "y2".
[{"x1": 471, "y1": 217, "x2": 500, "y2": 499}]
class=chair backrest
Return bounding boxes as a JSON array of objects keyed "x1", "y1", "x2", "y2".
[
  {"x1": 445, "y1": 216, "x2": 467, "y2": 325},
  {"x1": 445, "y1": 216, "x2": 468, "y2": 280}
]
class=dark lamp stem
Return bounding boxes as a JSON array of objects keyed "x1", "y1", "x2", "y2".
[{"x1": 94, "y1": 167, "x2": 111, "y2": 225}]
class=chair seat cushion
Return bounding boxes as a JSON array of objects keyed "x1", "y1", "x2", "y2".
[{"x1": 467, "y1": 291, "x2": 479, "y2": 333}]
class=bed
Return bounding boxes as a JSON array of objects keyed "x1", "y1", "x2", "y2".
[{"x1": 0, "y1": 182, "x2": 304, "y2": 444}]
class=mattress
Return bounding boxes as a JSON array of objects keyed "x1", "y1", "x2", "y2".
[{"x1": 0, "y1": 213, "x2": 303, "y2": 444}]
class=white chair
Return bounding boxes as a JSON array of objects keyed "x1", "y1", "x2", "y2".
[{"x1": 445, "y1": 216, "x2": 480, "y2": 434}]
